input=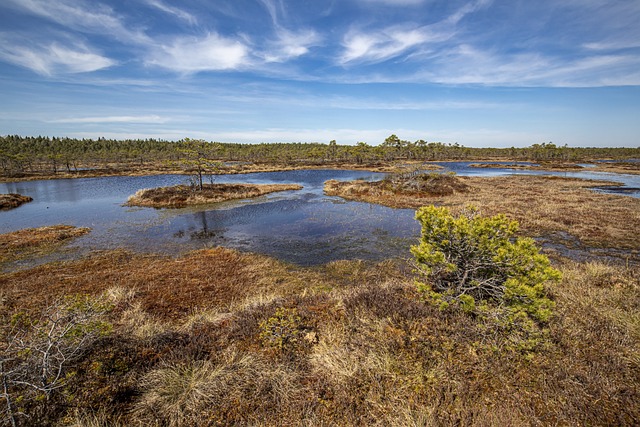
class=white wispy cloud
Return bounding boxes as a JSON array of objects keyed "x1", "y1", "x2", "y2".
[
  {"x1": 261, "y1": 29, "x2": 321, "y2": 62},
  {"x1": 446, "y1": 0, "x2": 493, "y2": 25},
  {"x1": 148, "y1": 34, "x2": 250, "y2": 73},
  {"x1": 5, "y1": 0, "x2": 150, "y2": 44},
  {"x1": 145, "y1": 0, "x2": 197, "y2": 25},
  {"x1": 0, "y1": 35, "x2": 115, "y2": 75},
  {"x1": 422, "y1": 44, "x2": 640, "y2": 87},
  {"x1": 49, "y1": 115, "x2": 168, "y2": 124},
  {"x1": 339, "y1": 0, "x2": 490, "y2": 64},
  {"x1": 254, "y1": 0, "x2": 320, "y2": 63},
  {"x1": 257, "y1": 0, "x2": 286, "y2": 26},
  {"x1": 583, "y1": 41, "x2": 640, "y2": 51},
  {"x1": 340, "y1": 27, "x2": 430, "y2": 64}
]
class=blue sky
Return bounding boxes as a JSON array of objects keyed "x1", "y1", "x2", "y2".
[{"x1": 0, "y1": 0, "x2": 639, "y2": 147}]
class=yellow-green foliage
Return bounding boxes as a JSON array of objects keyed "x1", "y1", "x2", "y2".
[
  {"x1": 412, "y1": 205, "x2": 560, "y2": 322},
  {"x1": 259, "y1": 307, "x2": 304, "y2": 352}
]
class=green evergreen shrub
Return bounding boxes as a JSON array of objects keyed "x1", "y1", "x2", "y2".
[{"x1": 411, "y1": 205, "x2": 560, "y2": 323}]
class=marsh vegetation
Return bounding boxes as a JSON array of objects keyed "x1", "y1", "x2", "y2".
[
  {"x1": 1, "y1": 158, "x2": 639, "y2": 425},
  {"x1": 0, "y1": 244, "x2": 637, "y2": 426},
  {"x1": 0, "y1": 225, "x2": 90, "y2": 266},
  {"x1": 0, "y1": 194, "x2": 32, "y2": 210},
  {"x1": 126, "y1": 183, "x2": 303, "y2": 209},
  {"x1": 325, "y1": 172, "x2": 640, "y2": 255}
]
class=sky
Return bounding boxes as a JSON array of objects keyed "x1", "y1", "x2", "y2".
[{"x1": 0, "y1": 0, "x2": 639, "y2": 147}]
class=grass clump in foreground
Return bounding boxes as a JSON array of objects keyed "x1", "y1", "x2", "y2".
[
  {"x1": 0, "y1": 241, "x2": 638, "y2": 425},
  {"x1": 0, "y1": 194, "x2": 32, "y2": 210},
  {"x1": 126, "y1": 183, "x2": 303, "y2": 208},
  {"x1": 0, "y1": 225, "x2": 90, "y2": 265}
]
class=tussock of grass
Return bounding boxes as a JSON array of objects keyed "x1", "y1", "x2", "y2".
[
  {"x1": 0, "y1": 224, "x2": 90, "y2": 264},
  {"x1": 0, "y1": 193, "x2": 32, "y2": 210},
  {"x1": 65, "y1": 409, "x2": 126, "y2": 427},
  {"x1": 126, "y1": 183, "x2": 303, "y2": 208},
  {"x1": 119, "y1": 302, "x2": 169, "y2": 339},
  {"x1": 134, "y1": 350, "x2": 300, "y2": 426}
]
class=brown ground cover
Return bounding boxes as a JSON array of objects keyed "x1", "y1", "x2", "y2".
[
  {"x1": 0, "y1": 248, "x2": 307, "y2": 317},
  {"x1": 0, "y1": 225, "x2": 90, "y2": 264},
  {"x1": 2, "y1": 169, "x2": 639, "y2": 425},
  {"x1": 469, "y1": 161, "x2": 640, "y2": 175},
  {"x1": 0, "y1": 247, "x2": 637, "y2": 426},
  {"x1": 325, "y1": 174, "x2": 640, "y2": 253},
  {"x1": 126, "y1": 183, "x2": 303, "y2": 208},
  {"x1": 592, "y1": 161, "x2": 640, "y2": 175},
  {"x1": 0, "y1": 193, "x2": 32, "y2": 210}
]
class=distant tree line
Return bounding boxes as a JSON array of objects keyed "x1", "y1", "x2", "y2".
[{"x1": 1, "y1": 134, "x2": 638, "y2": 177}]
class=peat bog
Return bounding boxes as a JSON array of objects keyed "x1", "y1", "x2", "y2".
[{"x1": 1, "y1": 161, "x2": 639, "y2": 426}]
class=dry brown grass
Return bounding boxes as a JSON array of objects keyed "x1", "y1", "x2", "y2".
[
  {"x1": 0, "y1": 224, "x2": 90, "y2": 264},
  {"x1": 126, "y1": 183, "x2": 303, "y2": 208},
  {"x1": 0, "y1": 248, "x2": 308, "y2": 317},
  {"x1": 0, "y1": 193, "x2": 33, "y2": 210},
  {"x1": 134, "y1": 349, "x2": 301, "y2": 426},
  {"x1": 1, "y1": 245, "x2": 638, "y2": 425},
  {"x1": 326, "y1": 174, "x2": 640, "y2": 253},
  {"x1": 592, "y1": 161, "x2": 640, "y2": 175}
]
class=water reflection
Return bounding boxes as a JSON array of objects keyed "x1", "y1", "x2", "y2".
[
  {"x1": 148, "y1": 191, "x2": 419, "y2": 266},
  {"x1": 1, "y1": 165, "x2": 638, "y2": 266}
]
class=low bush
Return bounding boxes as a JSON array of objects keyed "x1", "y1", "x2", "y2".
[
  {"x1": 412, "y1": 205, "x2": 560, "y2": 323},
  {"x1": 1, "y1": 295, "x2": 112, "y2": 426}
]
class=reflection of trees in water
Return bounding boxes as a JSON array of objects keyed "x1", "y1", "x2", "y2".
[
  {"x1": 191, "y1": 211, "x2": 217, "y2": 239},
  {"x1": 172, "y1": 211, "x2": 218, "y2": 240}
]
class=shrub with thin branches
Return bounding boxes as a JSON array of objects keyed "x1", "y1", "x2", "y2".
[
  {"x1": 1, "y1": 295, "x2": 112, "y2": 426},
  {"x1": 411, "y1": 205, "x2": 560, "y2": 322}
]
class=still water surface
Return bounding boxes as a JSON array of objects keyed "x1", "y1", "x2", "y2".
[
  {"x1": 1, "y1": 170, "x2": 418, "y2": 266},
  {"x1": 1, "y1": 164, "x2": 638, "y2": 266}
]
